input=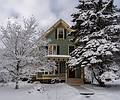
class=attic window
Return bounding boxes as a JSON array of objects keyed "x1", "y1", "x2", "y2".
[{"x1": 57, "y1": 28, "x2": 64, "y2": 39}]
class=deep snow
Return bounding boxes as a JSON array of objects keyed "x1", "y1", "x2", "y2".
[{"x1": 0, "y1": 81, "x2": 120, "y2": 100}]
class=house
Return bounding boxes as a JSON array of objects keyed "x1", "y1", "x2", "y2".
[{"x1": 36, "y1": 19, "x2": 84, "y2": 85}]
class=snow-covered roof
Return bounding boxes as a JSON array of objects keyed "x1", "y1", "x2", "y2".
[
  {"x1": 44, "y1": 19, "x2": 73, "y2": 37},
  {"x1": 46, "y1": 55, "x2": 70, "y2": 58}
]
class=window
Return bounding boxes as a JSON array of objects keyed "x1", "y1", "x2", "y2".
[
  {"x1": 57, "y1": 28, "x2": 64, "y2": 39},
  {"x1": 48, "y1": 45, "x2": 53, "y2": 55},
  {"x1": 68, "y1": 46, "x2": 75, "y2": 54},
  {"x1": 48, "y1": 44, "x2": 57, "y2": 55}
]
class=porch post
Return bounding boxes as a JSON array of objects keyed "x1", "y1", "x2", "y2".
[
  {"x1": 58, "y1": 61, "x2": 60, "y2": 77},
  {"x1": 65, "y1": 62, "x2": 68, "y2": 83},
  {"x1": 81, "y1": 67, "x2": 84, "y2": 84}
]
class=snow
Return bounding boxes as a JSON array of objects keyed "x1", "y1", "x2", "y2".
[
  {"x1": 80, "y1": 82, "x2": 120, "y2": 100},
  {"x1": 68, "y1": 57, "x2": 79, "y2": 67},
  {"x1": 0, "y1": 81, "x2": 120, "y2": 100},
  {"x1": 0, "y1": 17, "x2": 52, "y2": 88},
  {"x1": 100, "y1": 71, "x2": 119, "y2": 82},
  {"x1": 46, "y1": 55, "x2": 70, "y2": 58},
  {"x1": 105, "y1": 51, "x2": 112, "y2": 56},
  {"x1": 89, "y1": 57, "x2": 102, "y2": 64},
  {"x1": 0, "y1": 82, "x2": 80, "y2": 100}
]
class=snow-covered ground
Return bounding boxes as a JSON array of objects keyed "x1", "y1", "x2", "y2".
[
  {"x1": 0, "y1": 82, "x2": 80, "y2": 100},
  {"x1": 0, "y1": 81, "x2": 120, "y2": 100}
]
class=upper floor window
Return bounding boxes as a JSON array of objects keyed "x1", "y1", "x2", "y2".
[
  {"x1": 48, "y1": 44, "x2": 60, "y2": 55},
  {"x1": 57, "y1": 28, "x2": 65, "y2": 40},
  {"x1": 55, "y1": 28, "x2": 67, "y2": 40},
  {"x1": 48, "y1": 44, "x2": 57, "y2": 55}
]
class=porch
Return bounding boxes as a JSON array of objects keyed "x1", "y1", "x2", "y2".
[{"x1": 45, "y1": 55, "x2": 84, "y2": 85}]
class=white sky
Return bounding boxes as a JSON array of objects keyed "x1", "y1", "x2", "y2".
[
  {"x1": 0, "y1": 0, "x2": 119, "y2": 28},
  {"x1": 0, "y1": 0, "x2": 77, "y2": 28}
]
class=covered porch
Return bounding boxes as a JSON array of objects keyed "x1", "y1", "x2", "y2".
[{"x1": 46, "y1": 55, "x2": 84, "y2": 85}]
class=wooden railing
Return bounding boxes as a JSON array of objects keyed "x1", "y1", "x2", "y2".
[
  {"x1": 36, "y1": 74, "x2": 58, "y2": 80},
  {"x1": 36, "y1": 73, "x2": 66, "y2": 80}
]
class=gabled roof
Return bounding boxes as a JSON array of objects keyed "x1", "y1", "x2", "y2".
[{"x1": 44, "y1": 19, "x2": 73, "y2": 37}]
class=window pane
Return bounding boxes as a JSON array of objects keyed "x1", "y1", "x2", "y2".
[
  {"x1": 58, "y1": 29, "x2": 64, "y2": 38},
  {"x1": 57, "y1": 45, "x2": 60, "y2": 55},
  {"x1": 48, "y1": 45, "x2": 52, "y2": 55},
  {"x1": 53, "y1": 45, "x2": 57, "y2": 55},
  {"x1": 48, "y1": 45, "x2": 57, "y2": 55}
]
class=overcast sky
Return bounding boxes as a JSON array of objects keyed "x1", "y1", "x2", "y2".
[{"x1": 0, "y1": 0, "x2": 120, "y2": 28}]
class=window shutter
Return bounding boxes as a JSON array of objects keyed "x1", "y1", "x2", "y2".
[
  {"x1": 64, "y1": 29, "x2": 67, "y2": 39},
  {"x1": 45, "y1": 46, "x2": 48, "y2": 50},
  {"x1": 57, "y1": 45, "x2": 60, "y2": 55},
  {"x1": 55, "y1": 29, "x2": 57, "y2": 39},
  {"x1": 69, "y1": 46, "x2": 75, "y2": 54}
]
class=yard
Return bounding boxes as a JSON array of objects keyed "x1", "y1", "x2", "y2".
[{"x1": 0, "y1": 80, "x2": 120, "y2": 100}]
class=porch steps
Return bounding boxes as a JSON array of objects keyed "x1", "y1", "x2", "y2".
[{"x1": 67, "y1": 78, "x2": 84, "y2": 85}]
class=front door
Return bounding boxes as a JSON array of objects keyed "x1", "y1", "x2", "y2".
[{"x1": 69, "y1": 69, "x2": 75, "y2": 78}]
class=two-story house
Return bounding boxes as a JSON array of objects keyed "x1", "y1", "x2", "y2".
[{"x1": 36, "y1": 19, "x2": 84, "y2": 85}]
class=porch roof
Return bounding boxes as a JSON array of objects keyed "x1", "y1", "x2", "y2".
[
  {"x1": 46, "y1": 55, "x2": 70, "y2": 58},
  {"x1": 46, "y1": 55, "x2": 70, "y2": 60}
]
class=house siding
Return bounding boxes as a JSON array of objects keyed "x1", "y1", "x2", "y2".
[{"x1": 46, "y1": 24, "x2": 74, "y2": 55}]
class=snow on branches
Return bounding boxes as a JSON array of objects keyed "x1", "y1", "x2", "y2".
[
  {"x1": 68, "y1": 0, "x2": 120, "y2": 85},
  {"x1": 0, "y1": 17, "x2": 48, "y2": 89}
]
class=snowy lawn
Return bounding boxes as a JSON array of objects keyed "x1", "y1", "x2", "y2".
[
  {"x1": 0, "y1": 82, "x2": 80, "y2": 100},
  {"x1": 77, "y1": 79, "x2": 120, "y2": 100},
  {"x1": 0, "y1": 81, "x2": 120, "y2": 100}
]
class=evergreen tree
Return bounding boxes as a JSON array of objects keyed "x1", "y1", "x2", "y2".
[{"x1": 68, "y1": 0, "x2": 120, "y2": 86}]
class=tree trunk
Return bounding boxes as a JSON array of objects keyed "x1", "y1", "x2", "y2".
[
  {"x1": 92, "y1": 69, "x2": 105, "y2": 87},
  {"x1": 15, "y1": 80, "x2": 19, "y2": 89},
  {"x1": 15, "y1": 61, "x2": 20, "y2": 89}
]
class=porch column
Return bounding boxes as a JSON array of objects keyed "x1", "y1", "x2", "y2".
[
  {"x1": 65, "y1": 63, "x2": 68, "y2": 83},
  {"x1": 81, "y1": 67, "x2": 84, "y2": 84},
  {"x1": 58, "y1": 61, "x2": 60, "y2": 77},
  {"x1": 53, "y1": 68, "x2": 55, "y2": 75}
]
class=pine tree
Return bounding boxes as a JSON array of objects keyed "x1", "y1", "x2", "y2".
[{"x1": 68, "y1": 0, "x2": 120, "y2": 86}]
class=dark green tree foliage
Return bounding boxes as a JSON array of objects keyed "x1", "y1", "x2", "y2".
[{"x1": 68, "y1": 0, "x2": 120, "y2": 86}]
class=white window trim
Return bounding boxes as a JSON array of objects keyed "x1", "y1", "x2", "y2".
[
  {"x1": 68, "y1": 45, "x2": 75, "y2": 55},
  {"x1": 57, "y1": 28, "x2": 64, "y2": 40},
  {"x1": 48, "y1": 44, "x2": 57, "y2": 55}
]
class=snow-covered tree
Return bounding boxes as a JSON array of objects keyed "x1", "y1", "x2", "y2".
[
  {"x1": 0, "y1": 71, "x2": 12, "y2": 84},
  {"x1": 32, "y1": 35, "x2": 56, "y2": 73},
  {"x1": 0, "y1": 17, "x2": 56, "y2": 89},
  {"x1": 68, "y1": 0, "x2": 120, "y2": 86},
  {"x1": 0, "y1": 17, "x2": 48, "y2": 89}
]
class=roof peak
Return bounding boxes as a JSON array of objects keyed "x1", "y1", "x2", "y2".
[{"x1": 44, "y1": 19, "x2": 72, "y2": 37}]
